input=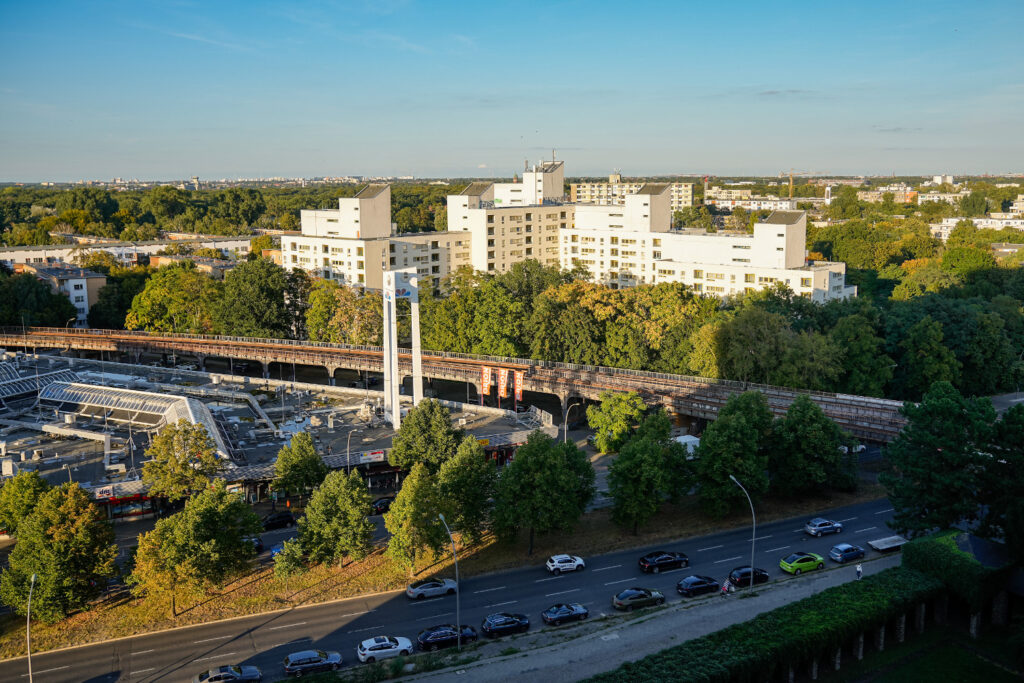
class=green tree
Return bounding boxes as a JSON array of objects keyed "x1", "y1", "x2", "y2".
[
  {"x1": 940, "y1": 246, "x2": 996, "y2": 279},
  {"x1": 129, "y1": 482, "x2": 260, "y2": 615},
  {"x1": 299, "y1": 470, "x2": 374, "y2": 565},
  {"x1": 608, "y1": 437, "x2": 668, "y2": 534},
  {"x1": 0, "y1": 484, "x2": 116, "y2": 622},
  {"x1": 897, "y1": 316, "x2": 961, "y2": 400},
  {"x1": 285, "y1": 268, "x2": 311, "y2": 339},
  {"x1": 0, "y1": 471, "x2": 50, "y2": 536},
  {"x1": 718, "y1": 307, "x2": 789, "y2": 384},
  {"x1": 124, "y1": 262, "x2": 221, "y2": 333},
  {"x1": 437, "y1": 436, "x2": 497, "y2": 545},
  {"x1": 273, "y1": 538, "x2": 306, "y2": 578},
  {"x1": 768, "y1": 395, "x2": 852, "y2": 496},
  {"x1": 880, "y1": 382, "x2": 995, "y2": 537},
  {"x1": 385, "y1": 463, "x2": 447, "y2": 572},
  {"x1": 768, "y1": 330, "x2": 842, "y2": 391},
  {"x1": 960, "y1": 312, "x2": 1014, "y2": 397},
  {"x1": 694, "y1": 393, "x2": 771, "y2": 517},
  {"x1": 249, "y1": 234, "x2": 275, "y2": 257},
  {"x1": 0, "y1": 272, "x2": 78, "y2": 327},
  {"x1": 305, "y1": 279, "x2": 341, "y2": 342},
  {"x1": 492, "y1": 431, "x2": 595, "y2": 554},
  {"x1": 213, "y1": 258, "x2": 290, "y2": 338},
  {"x1": 141, "y1": 419, "x2": 224, "y2": 502},
  {"x1": 388, "y1": 399, "x2": 463, "y2": 472},
  {"x1": 830, "y1": 314, "x2": 893, "y2": 396},
  {"x1": 959, "y1": 191, "x2": 988, "y2": 217},
  {"x1": 273, "y1": 432, "x2": 328, "y2": 499},
  {"x1": 980, "y1": 404, "x2": 1024, "y2": 563},
  {"x1": 586, "y1": 391, "x2": 646, "y2": 454}
]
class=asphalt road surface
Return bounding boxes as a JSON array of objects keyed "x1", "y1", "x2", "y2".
[{"x1": 0, "y1": 498, "x2": 896, "y2": 682}]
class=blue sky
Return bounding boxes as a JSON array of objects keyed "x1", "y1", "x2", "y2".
[{"x1": 1, "y1": 0, "x2": 1022, "y2": 181}]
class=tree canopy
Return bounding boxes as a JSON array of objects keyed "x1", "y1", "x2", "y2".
[
  {"x1": 388, "y1": 399, "x2": 463, "y2": 472},
  {"x1": 141, "y1": 419, "x2": 224, "y2": 502},
  {"x1": 299, "y1": 470, "x2": 375, "y2": 565},
  {"x1": 273, "y1": 432, "x2": 328, "y2": 497}
]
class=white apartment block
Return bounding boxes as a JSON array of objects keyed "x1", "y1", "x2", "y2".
[
  {"x1": 561, "y1": 184, "x2": 855, "y2": 302},
  {"x1": 705, "y1": 186, "x2": 753, "y2": 200},
  {"x1": 1010, "y1": 194, "x2": 1024, "y2": 215},
  {"x1": 918, "y1": 190, "x2": 971, "y2": 205},
  {"x1": 283, "y1": 184, "x2": 470, "y2": 290},
  {"x1": 447, "y1": 161, "x2": 570, "y2": 274},
  {"x1": 0, "y1": 236, "x2": 252, "y2": 271},
  {"x1": 929, "y1": 216, "x2": 1024, "y2": 241},
  {"x1": 571, "y1": 174, "x2": 694, "y2": 211},
  {"x1": 704, "y1": 197, "x2": 799, "y2": 211},
  {"x1": 18, "y1": 264, "x2": 106, "y2": 326}
]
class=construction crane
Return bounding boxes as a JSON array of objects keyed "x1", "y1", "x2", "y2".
[{"x1": 779, "y1": 169, "x2": 827, "y2": 198}]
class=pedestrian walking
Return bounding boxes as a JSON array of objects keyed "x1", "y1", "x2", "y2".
[
  {"x1": 720, "y1": 580, "x2": 731, "y2": 597},
  {"x1": 856, "y1": 563, "x2": 863, "y2": 580}
]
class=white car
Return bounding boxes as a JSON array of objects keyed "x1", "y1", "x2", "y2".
[
  {"x1": 545, "y1": 554, "x2": 585, "y2": 574},
  {"x1": 405, "y1": 578, "x2": 457, "y2": 599},
  {"x1": 356, "y1": 635, "x2": 413, "y2": 663}
]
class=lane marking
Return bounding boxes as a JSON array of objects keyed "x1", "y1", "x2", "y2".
[
  {"x1": 132, "y1": 668, "x2": 155, "y2": 676},
  {"x1": 603, "y1": 578, "x2": 635, "y2": 586},
  {"x1": 754, "y1": 535, "x2": 773, "y2": 541},
  {"x1": 271, "y1": 638, "x2": 311, "y2": 649},
  {"x1": 591, "y1": 565, "x2": 622, "y2": 573},
  {"x1": 697, "y1": 545, "x2": 723, "y2": 552},
  {"x1": 267, "y1": 621, "x2": 307, "y2": 631},
  {"x1": 409, "y1": 599, "x2": 445, "y2": 605},
  {"x1": 855, "y1": 527, "x2": 877, "y2": 534},
  {"x1": 485, "y1": 600, "x2": 518, "y2": 609},
  {"x1": 416, "y1": 612, "x2": 454, "y2": 622},
  {"x1": 473, "y1": 586, "x2": 506, "y2": 594},
  {"x1": 349, "y1": 625, "x2": 386, "y2": 634},
  {"x1": 339, "y1": 610, "x2": 374, "y2": 617},
  {"x1": 21, "y1": 667, "x2": 69, "y2": 677},
  {"x1": 765, "y1": 546, "x2": 791, "y2": 553},
  {"x1": 193, "y1": 634, "x2": 233, "y2": 644},
  {"x1": 838, "y1": 517, "x2": 858, "y2": 522},
  {"x1": 875, "y1": 508, "x2": 894, "y2": 515},
  {"x1": 134, "y1": 649, "x2": 154, "y2": 655},
  {"x1": 546, "y1": 588, "x2": 581, "y2": 597},
  {"x1": 534, "y1": 576, "x2": 564, "y2": 583},
  {"x1": 714, "y1": 555, "x2": 743, "y2": 564},
  {"x1": 194, "y1": 652, "x2": 236, "y2": 663}
]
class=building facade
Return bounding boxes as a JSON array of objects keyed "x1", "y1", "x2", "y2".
[
  {"x1": 0, "y1": 236, "x2": 252, "y2": 271},
  {"x1": 570, "y1": 174, "x2": 694, "y2": 211},
  {"x1": 19, "y1": 264, "x2": 106, "y2": 326}
]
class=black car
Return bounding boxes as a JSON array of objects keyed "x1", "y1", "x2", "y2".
[
  {"x1": 282, "y1": 649, "x2": 342, "y2": 676},
  {"x1": 638, "y1": 550, "x2": 689, "y2": 574},
  {"x1": 676, "y1": 575, "x2": 720, "y2": 598},
  {"x1": 371, "y1": 498, "x2": 392, "y2": 515},
  {"x1": 416, "y1": 624, "x2": 478, "y2": 651},
  {"x1": 541, "y1": 603, "x2": 589, "y2": 626},
  {"x1": 728, "y1": 566, "x2": 770, "y2": 588},
  {"x1": 262, "y1": 511, "x2": 295, "y2": 530},
  {"x1": 481, "y1": 612, "x2": 530, "y2": 637},
  {"x1": 192, "y1": 665, "x2": 262, "y2": 683}
]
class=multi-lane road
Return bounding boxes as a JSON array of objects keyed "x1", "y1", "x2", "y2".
[{"x1": 0, "y1": 498, "x2": 896, "y2": 682}]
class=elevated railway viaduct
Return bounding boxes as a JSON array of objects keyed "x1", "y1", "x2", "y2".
[{"x1": 0, "y1": 328, "x2": 907, "y2": 442}]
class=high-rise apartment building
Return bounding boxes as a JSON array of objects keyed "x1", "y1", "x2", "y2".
[{"x1": 570, "y1": 174, "x2": 694, "y2": 211}]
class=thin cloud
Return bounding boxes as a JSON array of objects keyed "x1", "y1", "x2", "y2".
[
  {"x1": 757, "y1": 89, "x2": 814, "y2": 97},
  {"x1": 872, "y1": 125, "x2": 923, "y2": 134},
  {"x1": 361, "y1": 30, "x2": 429, "y2": 54},
  {"x1": 164, "y1": 31, "x2": 249, "y2": 51},
  {"x1": 450, "y1": 33, "x2": 476, "y2": 49}
]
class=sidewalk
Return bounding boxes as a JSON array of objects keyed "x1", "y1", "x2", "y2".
[{"x1": 406, "y1": 554, "x2": 903, "y2": 682}]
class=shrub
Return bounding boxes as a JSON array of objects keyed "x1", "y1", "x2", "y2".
[{"x1": 902, "y1": 530, "x2": 1014, "y2": 612}]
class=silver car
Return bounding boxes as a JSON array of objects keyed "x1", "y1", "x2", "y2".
[
  {"x1": 804, "y1": 517, "x2": 843, "y2": 536},
  {"x1": 356, "y1": 635, "x2": 413, "y2": 663},
  {"x1": 192, "y1": 664, "x2": 262, "y2": 682},
  {"x1": 406, "y1": 577, "x2": 457, "y2": 600}
]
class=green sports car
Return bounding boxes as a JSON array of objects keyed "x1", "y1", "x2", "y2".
[{"x1": 779, "y1": 551, "x2": 825, "y2": 575}]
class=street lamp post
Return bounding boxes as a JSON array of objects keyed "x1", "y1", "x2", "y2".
[
  {"x1": 729, "y1": 475, "x2": 756, "y2": 588},
  {"x1": 562, "y1": 401, "x2": 579, "y2": 444},
  {"x1": 27, "y1": 572, "x2": 36, "y2": 682},
  {"x1": 63, "y1": 463, "x2": 72, "y2": 484},
  {"x1": 346, "y1": 429, "x2": 362, "y2": 475},
  {"x1": 437, "y1": 513, "x2": 460, "y2": 650}
]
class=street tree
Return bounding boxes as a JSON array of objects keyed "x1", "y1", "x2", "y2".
[
  {"x1": 0, "y1": 484, "x2": 117, "y2": 622},
  {"x1": 437, "y1": 436, "x2": 497, "y2": 545},
  {"x1": 492, "y1": 431, "x2": 595, "y2": 554},
  {"x1": 142, "y1": 419, "x2": 224, "y2": 502},
  {"x1": 299, "y1": 470, "x2": 374, "y2": 565},
  {"x1": 880, "y1": 381, "x2": 995, "y2": 537},
  {"x1": 273, "y1": 432, "x2": 328, "y2": 499},
  {"x1": 385, "y1": 464, "x2": 447, "y2": 572},
  {"x1": 0, "y1": 471, "x2": 50, "y2": 536},
  {"x1": 694, "y1": 408, "x2": 769, "y2": 518},
  {"x1": 129, "y1": 482, "x2": 260, "y2": 616},
  {"x1": 586, "y1": 391, "x2": 646, "y2": 454},
  {"x1": 768, "y1": 395, "x2": 852, "y2": 496},
  {"x1": 608, "y1": 437, "x2": 669, "y2": 534},
  {"x1": 213, "y1": 258, "x2": 291, "y2": 338},
  {"x1": 124, "y1": 262, "x2": 221, "y2": 333},
  {"x1": 388, "y1": 399, "x2": 463, "y2": 472}
]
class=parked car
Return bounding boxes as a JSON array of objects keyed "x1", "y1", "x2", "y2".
[
  {"x1": 356, "y1": 636, "x2": 412, "y2": 663},
  {"x1": 541, "y1": 603, "x2": 589, "y2": 625},
  {"x1": 416, "y1": 624, "x2": 477, "y2": 651},
  {"x1": 269, "y1": 542, "x2": 285, "y2": 558},
  {"x1": 780, "y1": 551, "x2": 826, "y2": 575},
  {"x1": 262, "y1": 511, "x2": 295, "y2": 530},
  {"x1": 371, "y1": 498, "x2": 392, "y2": 515},
  {"x1": 638, "y1": 550, "x2": 689, "y2": 574},
  {"x1": 246, "y1": 536, "x2": 264, "y2": 554},
  {"x1": 728, "y1": 566, "x2": 770, "y2": 588},
  {"x1": 193, "y1": 665, "x2": 262, "y2": 683},
  {"x1": 481, "y1": 612, "x2": 530, "y2": 637},
  {"x1": 829, "y1": 543, "x2": 866, "y2": 563},
  {"x1": 612, "y1": 587, "x2": 665, "y2": 611},
  {"x1": 676, "y1": 575, "x2": 720, "y2": 598},
  {"x1": 406, "y1": 577, "x2": 457, "y2": 600},
  {"x1": 804, "y1": 517, "x2": 843, "y2": 536},
  {"x1": 282, "y1": 650, "x2": 342, "y2": 676},
  {"x1": 545, "y1": 554, "x2": 585, "y2": 574}
]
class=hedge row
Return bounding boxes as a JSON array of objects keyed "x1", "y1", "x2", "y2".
[
  {"x1": 587, "y1": 567, "x2": 943, "y2": 683},
  {"x1": 902, "y1": 530, "x2": 1014, "y2": 612}
]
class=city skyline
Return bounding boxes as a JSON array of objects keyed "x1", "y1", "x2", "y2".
[{"x1": 2, "y1": 0, "x2": 1022, "y2": 181}]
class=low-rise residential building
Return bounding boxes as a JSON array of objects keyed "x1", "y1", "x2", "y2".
[
  {"x1": 570, "y1": 174, "x2": 694, "y2": 211},
  {"x1": 918, "y1": 190, "x2": 971, "y2": 205},
  {"x1": 149, "y1": 254, "x2": 238, "y2": 279},
  {"x1": 0, "y1": 236, "x2": 252, "y2": 271},
  {"x1": 929, "y1": 216, "x2": 1024, "y2": 241},
  {"x1": 857, "y1": 186, "x2": 918, "y2": 203},
  {"x1": 704, "y1": 196, "x2": 799, "y2": 211},
  {"x1": 18, "y1": 264, "x2": 106, "y2": 326},
  {"x1": 1010, "y1": 194, "x2": 1024, "y2": 215},
  {"x1": 705, "y1": 186, "x2": 753, "y2": 201}
]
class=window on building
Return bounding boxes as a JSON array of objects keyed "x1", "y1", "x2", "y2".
[
  {"x1": 801, "y1": 278, "x2": 812, "y2": 288},
  {"x1": 745, "y1": 273, "x2": 755, "y2": 283},
  {"x1": 693, "y1": 269, "x2": 703, "y2": 279},
  {"x1": 431, "y1": 241, "x2": 439, "y2": 249},
  {"x1": 73, "y1": 283, "x2": 83, "y2": 290},
  {"x1": 74, "y1": 295, "x2": 84, "y2": 303},
  {"x1": 357, "y1": 247, "x2": 364, "y2": 256}
]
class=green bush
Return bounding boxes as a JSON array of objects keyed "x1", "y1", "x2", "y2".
[
  {"x1": 903, "y1": 530, "x2": 1014, "y2": 612},
  {"x1": 587, "y1": 568, "x2": 942, "y2": 683}
]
